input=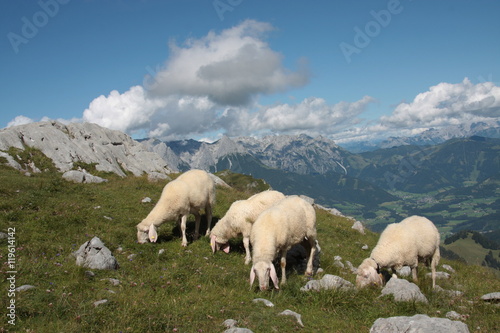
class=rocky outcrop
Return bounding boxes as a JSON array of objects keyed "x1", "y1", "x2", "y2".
[
  {"x1": 370, "y1": 314, "x2": 470, "y2": 333},
  {"x1": 0, "y1": 121, "x2": 172, "y2": 177}
]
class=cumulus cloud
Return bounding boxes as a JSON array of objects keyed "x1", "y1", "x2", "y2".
[
  {"x1": 83, "y1": 20, "x2": 311, "y2": 139},
  {"x1": 381, "y1": 78, "x2": 500, "y2": 129},
  {"x1": 147, "y1": 19, "x2": 309, "y2": 105},
  {"x1": 217, "y1": 96, "x2": 376, "y2": 137}
]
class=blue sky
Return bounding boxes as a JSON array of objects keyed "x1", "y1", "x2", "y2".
[{"x1": 1, "y1": 0, "x2": 499, "y2": 143}]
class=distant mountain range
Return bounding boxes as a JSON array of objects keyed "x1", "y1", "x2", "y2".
[{"x1": 340, "y1": 120, "x2": 500, "y2": 152}]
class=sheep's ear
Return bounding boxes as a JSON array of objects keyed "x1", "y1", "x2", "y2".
[
  {"x1": 210, "y1": 235, "x2": 217, "y2": 253},
  {"x1": 269, "y1": 263, "x2": 279, "y2": 290},
  {"x1": 222, "y1": 243, "x2": 230, "y2": 254},
  {"x1": 250, "y1": 266, "x2": 256, "y2": 287},
  {"x1": 148, "y1": 224, "x2": 158, "y2": 243}
]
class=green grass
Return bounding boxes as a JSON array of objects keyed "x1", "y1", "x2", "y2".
[{"x1": 0, "y1": 166, "x2": 499, "y2": 332}]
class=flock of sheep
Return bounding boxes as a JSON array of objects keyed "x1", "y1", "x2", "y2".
[{"x1": 136, "y1": 169, "x2": 441, "y2": 291}]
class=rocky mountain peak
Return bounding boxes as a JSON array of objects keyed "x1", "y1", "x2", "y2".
[{"x1": 0, "y1": 121, "x2": 172, "y2": 177}]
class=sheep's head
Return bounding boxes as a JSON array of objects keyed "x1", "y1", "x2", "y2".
[
  {"x1": 137, "y1": 223, "x2": 149, "y2": 244},
  {"x1": 136, "y1": 222, "x2": 158, "y2": 243},
  {"x1": 356, "y1": 258, "x2": 383, "y2": 288},
  {"x1": 250, "y1": 261, "x2": 279, "y2": 291},
  {"x1": 210, "y1": 235, "x2": 230, "y2": 254}
]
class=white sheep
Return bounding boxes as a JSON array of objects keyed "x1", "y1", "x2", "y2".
[
  {"x1": 249, "y1": 195, "x2": 317, "y2": 290},
  {"x1": 356, "y1": 215, "x2": 440, "y2": 289},
  {"x1": 210, "y1": 190, "x2": 286, "y2": 265},
  {"x1": 136, "y1": 169, "x2": 216, "y2": 247}
]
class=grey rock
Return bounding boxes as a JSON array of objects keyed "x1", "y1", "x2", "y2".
[
  {"x1": 427, "y1": 271, "x2": 450, "y2": 279},
  {"x1": 74, "y1": 237, "x2": 118, "y2": 270},
  {"x1": 434, "y1": 285, "x2": 463, "y2": 297},
  {"x1": 223, "y1": 319, "x2": 238, "y2": 328},
  {"x1": 446, "y1": 311, "x2": 462, "y2": 320},
  {"x1": 16, "y1": 285, "x2": 36, "y2": 292},
  {"x1": 352, "y1": 221, "x2": 365, "y2": 234},
  {"x1": 252, "y1": 298, "x2": 274, "y2": 307},
  {"x1": 101, "y1": 278, "x2": 121, "y2": 286},
  {"x1": 141, "y1": 197, "x2": 152, "y2": 203},
  {"x1": 381, "y1": 278, "x2": 428, "y2": 303},
  {"x1": 147, "y1": 172, "x2": 169, "y2": 182},
  {"x1": 208, "y1": 173, "x2": 231, "y2": 188},
  {"x1": 396, "y1": 266, "x2": 412, "y2": 277},
  {"x1": 442, "y1": 264, "x2": 456, "y2": 273},
  {"x1": 301, "y1": 274, "x2": 355, "y2": 292},
  {"x1": 0, "y1": 121, "x2": 172, "y2": 177},
  {"x1": 370, "y1": 314, "x2": 470, "y2": 333},
  {"x1": 481, "y1": 292, "x2": 500, "y2": 302},
  {"x1": 362, "y1": 244, "x2": 369, "y2": 250},
  {"x1": 85, "y1": 271, "x2": 95, "y2": 278},
  {"x1": 279, "y1": 310, "x2": 304, "y2": 327},
  {"x1": 93, "y1": 299, "x2": 108, "y2": 307},
  {"x1": 0, "y1": 232, "x2": 8, "y2": 240},
  {"x1": 62, "y1": 169, "x2": 108, "y2": 184}
]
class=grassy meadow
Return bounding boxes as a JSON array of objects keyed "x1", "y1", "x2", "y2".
[{"x1": 0, "y1": 164, "x2": 499, "y2": 332}]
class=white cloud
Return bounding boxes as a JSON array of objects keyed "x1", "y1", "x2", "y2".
[
  {"x1": 148, "y1": 19, "x2": 309, "y2": 106},
  {"x1": 211, "y1": 96, "x2": 376, "y2": 138},
  {"x1": 381, "y1": 78, "x2": 500, "y2": 129},
  {"x1": 7, "y1": 115, "x2": 34, "y2": 127}
]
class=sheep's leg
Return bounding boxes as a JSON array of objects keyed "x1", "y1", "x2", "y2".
[
  {"x1": 305, "y1": 237, "x2": 317, "y2": 276},
  {"x1": 280, "y1": 250, "x2": 287, "y2": 286},
  {"x1": 193, "y1": 212, "x2": 201, "y2": 241},
  {"x1": 180, "y1": 214, "x2": 188, "y2": 247},
  {"x1": 411, "y1": 266, "x2": 419, "y2": 283},
  {"x1": 431, "y1": 251, "x2": 439, "y2": 289},
  {"x1": 205, "y1": 203, "x2": 212, "y2": 236},
  {"x1": 243, "y1": 236, "x2": 251, "y2": 265}
]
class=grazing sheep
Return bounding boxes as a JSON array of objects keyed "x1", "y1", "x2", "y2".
[
  {"x1": 210, "y1": 190, "x2": 285, "y2": 264},
  {"x1": 250, "y1": 195, "x2": 317, "y2": 290},
  {"x1": 356, "y1": 215, "x2": 440, "y2": 289},
  {"x1": 136, "y1": 169, "x2": 215, "y2": 246}
]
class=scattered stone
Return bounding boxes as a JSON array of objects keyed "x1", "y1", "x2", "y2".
[
  {"x1": 252, "y1": 298, "x2": 274, "y2": 307},
  {"x1": 396, "y1": 266, "x2": 411, "y2": 277},
  {"x1": 93, "y1": 299, "x2": 108, "y2": 307},
  {"x1": 127, "y1": 254, "x2": 137, "y2": 260},
  {"x1": 446, "y1": 311, "x2": 462, "y2": 320},
  {"x1": 301, "y1": 274, "x2": 355, "y2": 292},
  {"x1": 209, "y1": 173, "x2": 231, "y2": 188},
  {"x1": 351, "y1": 221, "x2": 365, "y2": 234},
  {"x1": 223, "y1": 319, "x2": 238, "y2": 328},
  {"x1": 442, "y1": 264, "x2": 456, "y2": 273},
  {"x1": 481, "y1": 292, "x2": 500, "y2": 303},
  {"x1": 435, "y1": 285, "x2": 463, "y2": 297},
  {"x1": 279, "y1": 310, "x2": 304, "y2": 327},
  {"x1": 141, "y1": 197, "x2": 152, "y2": 203},
  {"x1": 74, "y1": 237, "x2": 119, "y2": 270},
  {"x1": 361, "y1": 244, "x2": 369, "y2": 250},
  {"x1": 299, "y1": 195, "x2": 314, "y2": 205},
  {"x1": 101, "y1": 278, "x2": 120, "y2": 286},
  {"x1": 427, "y1": 271, "x2": 450, "y2": 279},
  {"x1": 345, "y1": 261, "x2": 357, "y2": 274},
  {"x1": 0, "y1": 232, "x2": 8, "y2": 240},
  {"x1": 147, "y1": 172, "x2": 169, "y2": 182},
  {"x1": 158, "y1": 249, "x2": 166, "y2": 255},
  {"x1": 85, "y1": 271, "x2": 95, "y2": 278},
  {"x1": 16, "y1": 285, "x2": 36, "y2": 292},
  {"x1": 334, "y1": 260, "x2": 345, "y2": 269},
  {"x1": 370, "y1": 314, "x2": 470, "y2": 333},
  {"x1": 103, "y1": 216, "x2": 113, "y2": 220},
  {"x1": 380, "y1": 277, "x2": 428, "y2": 303},
  {"x1": 62, "y1": 170, "x2": 108, "y2": 184}
]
